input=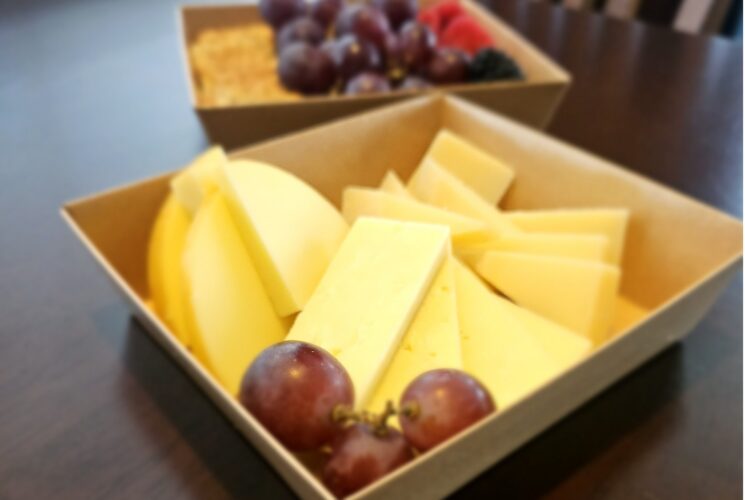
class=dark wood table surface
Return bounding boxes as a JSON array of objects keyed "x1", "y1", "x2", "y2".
[{"x1": 0, "y1": 0, "x2": 741, "y2": 498}]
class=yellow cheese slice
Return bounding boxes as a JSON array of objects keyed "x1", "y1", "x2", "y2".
[
  {"x1": 367, "y1": 258, "x2": 461, "y2": 414},
  {"x1": 612, "y1": 295, "x2": 649, "y2": 335},
  {"x1": 147, "y1": 194, "x2": 191, "y2": 346},
  {"x1": 456, "y1": 232, "x2": 609, "y2": 264},
  {"x1": 217, "y1": 160, "x2": 349, "y2": 317},
  {"x1": 453, "y1": 260, "x2": 561, "y2": 408},
  {"x1": 342, "y1": 187, "x2": 486, "y2": 237},
  {"x1": 287, "y1": 218, "x2": 450, "y2": 408},
  {"x1": 506, "y1": 209, "x2": 629, "y2": 265},
  {"x1": 379, "y1": 171, "x2": 413, "y2": 198},
  {"x1": 474, "y1": 251, "x2": 620, "y2": 345},
  {"x1": 424, "y1": 129, "x2": 514, "y2": 205},
  {"x1": 408, "y1": 159, "x2": 519, "y2": 236},
  {"x1": 183, "y1": 194, "x2": 290, "y2": 395},
  {"x1": 170, "y1": 146, "x2": 227, "y2": 215}
]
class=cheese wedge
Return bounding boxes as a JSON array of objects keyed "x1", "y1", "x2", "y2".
[
  {"x1": 612, "y1": 295, "x2": 649, "y2": 334},
  {"x1": 506, "y1": 209, "x2": 629, "y2": 265},
  {"x1": 423, "y1": 129, "x2": 514, "y2": 205},
  {"x1": 218, "y1": 160, "x2": 348, "y2": 316},
  {"x1": 287, "y1": 218, "x2": 450, "y2": 408},
  {"x1": 474, "y1": 251, "x2": 620, "y2": 345},
  {"x1": 408, "y1": 159, "x2": 518, "y2": 235},
  {"x1": 456, "y1": 232, "x2": 609, "y2": 264},
  {"x1": 170, "y1": 146, "x2": 227, "y2": 215},
  {"x1": 453, "y1": 260, "x2": 561, "y2": 408},
  {"x1": 183, "y1": 194, "x2": 290, "y2": 395},
  {"x1": 367, "y1": 258, "x2": 461, "y2": 413},
  {"x1": 379, "y1": 171, "x2": 413, "y2": 198},
  {"x1": 342, "y1": 187, "x2": 485, "y2": 237},
  {"x1": 147, "y1": 194, "x2": 191, "y2": 345}
]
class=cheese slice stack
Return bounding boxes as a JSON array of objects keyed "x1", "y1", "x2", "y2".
[
  {"x1": 218, "y1": 160, "x2": 349, "y2": 316},
  {"x1": 475, "y1": 251, "x2": 620, "y2": 345},
  {"x1": 507, "y1": 209, "x2": 629, "y2": 265},
  {"x1": 287, "y1": 218, "x2": 450, "y2": 408},
  {"x1": 454, "y1": 261, "x2": 588, "y2": 408},
  {"x1": 147, "y1": 194, "x2": 192, "y2": 346},
  {"x1": 367, "y1": 258, "x2": 461, "y2": 413},
  {"x1": 424, "y1": 129, "x2": 514, "y2": 205},
  {"x1": 408, "y1": 159, "x2": 519, "y2": 236},
  {"x1": 183, "y1": 194, "x2": 290, "y2": 395},
  {"x1": 342, "y1": 187, "x2": 485, "y2": 238}
]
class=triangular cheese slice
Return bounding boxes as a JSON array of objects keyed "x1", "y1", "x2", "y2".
[
  {"x1": 342, "y1": 187, "x2": 485, "y2": 237},
  {"x1": 506, "y1": 209, "x2": 629, "y2": 265},
  {"x1": 183, "y1": 194, "x2": 290, "y2": 395},
  {"x1": 170, "y1": 146, "x2": 227, "y2": 215},
  {"x1": 367, "y1": 258, "x2": 461, "y2": 413},
  {"x1": 474, "y1": 251, "x2": 620, "y2": 345},
  {"x1": 456, "y1": 232, "x2": 609, "y2": 263},
  {"x1": 379, "y1": 171, "x2": 413, "y2": 199}
]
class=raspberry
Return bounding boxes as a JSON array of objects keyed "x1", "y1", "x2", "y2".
[
  {"x1": 439, "y1": 15, "x2": 494, "y2": 55},
  {"x1": 417, "y1": 0, "x2": 466, "y2": 36},
  {"x1": 468, "y1": 48, "x2": 524, "y2": 82},
  {"x1": 417, "y1": 8, "x2": 441, "y2": 34}
]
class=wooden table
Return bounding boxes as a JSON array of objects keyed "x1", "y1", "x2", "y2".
[{"x1": 0, "y1": 0, "x2": 741, "y2": 498}]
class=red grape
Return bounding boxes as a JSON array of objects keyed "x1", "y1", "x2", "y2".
[
  {"x1": 331, "y1": 35, "x2": 382, "y2": 82},
  {"x1": 276, "y1": 17, "x2": 325, "y2": 53},
  {"x1": 323, "y1": 423, "x2": 414, "y2": 497},
  {"x1": 398, "y1": 369, "x2": 495, "y2": 452},
  {"x1": 310, "y1": 0, "x2": 342, "y2": 29},
  {"x1": 344, "y1": 72, "x2": 391, "y2": 95},
  {"x1": 424, "y1": 47, "x2": 470, "y2": 84},
  {"x1": 374, "y1": 0, "x2": 417, "y2": 30},
  {"x1": 239, "y1": 341, "x2": 354, "y2": 451},
  {"x1": 398, "y1": 21, "x2": 436, "y2": 72},
  {"x1": 259, "y1": 0, "x2": 307, "y2": 29},
  {"x1": 334, "y1": 4, "x2": 363, "y2": 37},
  {"x1": 398, "y1": 75, "x2": 432, "y2": 91},
  {"x1": 348, "y1": 6, "x2": 391, "y2": 52},
  {"x1": 278, "y1": 43, "x2": 338, "y2": 95}
]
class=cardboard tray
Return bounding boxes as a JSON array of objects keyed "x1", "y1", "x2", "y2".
[
  {"x1": 62, "y1": 95, "x2": 743, "y2": 499},
  {"x1": 179, "y1": 1, "x2": 571, "y2": 149}
]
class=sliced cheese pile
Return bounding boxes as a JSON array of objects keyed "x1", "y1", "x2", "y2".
[{"x1": 147, "y1": 127, "x2": 640, "y2": 409}]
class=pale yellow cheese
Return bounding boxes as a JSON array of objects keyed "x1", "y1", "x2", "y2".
[
  {"x1": 506, "y1": 209, "x2": 629, "y2": 265},
  {"x1": 379, "y1": 170, "x2": 413, "y2": 198},
  {"x1": 183, "y1": 194, "x2": 290, "y2": 395},
  {"x1": 453, "y1": 260, "x2": 561, "y2": 408},
  {"x1": 287, "y1": 218, "x2": 450, "y2": 408},
  {"x1": 367, "y1": 258, "x2": 461, "y2": 413},
  {"x1": 475, "y1": 251, "x2": 620, "y2": 345},
  {"x1": 612, "y1": 295, "x2": 649, "y2": 335},
  {"x1": 147, "y1": 194, "x2": 192, "y2": 346},
  {"x1": 424, "y1": 129, "x2": 514, "y2": 205},
  {"x1": 218, "y1": 160, "x2": 349, "y2": 316},
  {"x1": 170, "y1": 146, "x2": 227, "y2": 214},
  {"x1": 342, "y1": 187, "x2": 486, "y2": 237},
  {"x1": 408, "y1": 159, "x2": 519, "y2": 236},
  {"x1": 456, "y1": 232, "x2": 609, "y2": 264}
]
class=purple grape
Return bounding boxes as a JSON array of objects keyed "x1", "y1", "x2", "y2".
[
  {"x1": 331, "y1": 35, "x2": 382, "y2": 82},
  {"x1": 383, "y1": 32, "x2": 404, "y2": 74},
  {"x1": 399, "y1": 369, "x2": 495, "y2": 452},
  {"x1": 349, "y1": 5, "x2": 391, "y2": 51},
  {"x1": 398, "y1": 21, "x2": 436, "y2": 72},
  {"x1": 310, "y1": 0, "x2": 342, "y2": 28},
  {"x1": 425, "y1": 47, "x2": 470, "y2": 84},
  {"x1": 398, "y1": 75, "x2": 432, "y2": 91},
  {"x1": 276, "y1": 17, "x2": 325, "y2": 53},
  {"x1": 278, "y1": 43, "x2": 338, "y2": 95},
  {"x1": 334, "y1": 4, "x2": 363, "y2": 37},
  {"x1": 259, "y1": 0, "x2": 307, "y2": 29},
  {"x1": 239, "y1": 341, "x2": 354, "y2": 451},
  {"x1": 373, "y1": 0, "x2": 417, "y2": 30},
  {"x1": 344, "y1": 72, "x2": 391, "y2": 95}
]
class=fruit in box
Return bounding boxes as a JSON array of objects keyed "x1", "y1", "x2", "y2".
[{"x1": 146, "y1": 126, "x2": 639, "y2": 497}]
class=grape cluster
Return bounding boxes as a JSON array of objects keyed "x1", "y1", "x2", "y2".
[
  {"x1": 259, "y1": 0, "x2": 521, "y2": 97},
  {"x1": 240, "y1": 341, "x2": 496, "y2": 497}
]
